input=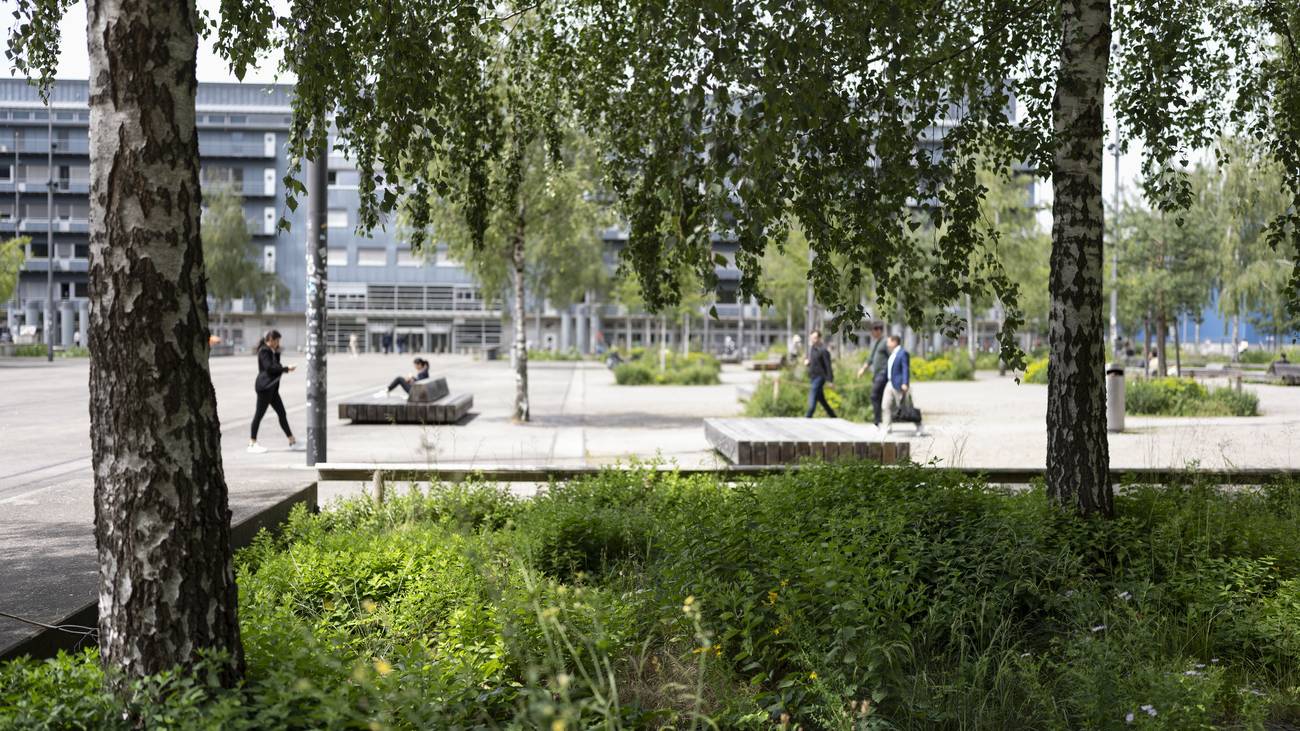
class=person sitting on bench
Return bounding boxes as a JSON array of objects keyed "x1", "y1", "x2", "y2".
[{"x1": 375, "y1": 357, "x2": 430, "y2": 397}]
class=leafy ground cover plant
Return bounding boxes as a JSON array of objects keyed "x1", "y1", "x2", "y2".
[{"x1": 3, "y1": 465, "x2": 1299, "y2": 729}]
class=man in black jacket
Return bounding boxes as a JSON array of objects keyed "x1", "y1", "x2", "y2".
[{"x1": 804, "y1": 329, "x2": 837, "y2": 418}]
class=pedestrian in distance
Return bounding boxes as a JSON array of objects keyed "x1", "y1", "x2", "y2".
[
  {"x1": 376, "y1": 357, "x2": 430, "y2": 398},
  {"x1": 247, "y1": 329, "x2": 298, "y2": 453},
  {"x1": 881, "y1": 335, "x2": 912, "y2": 434},
  {"x1": 804, "y1": 329, "x2": 837, "y2": 418},
  {"x1": 855, "y1": 322, "x2": 889, "y2": 426},
  {"x1": 348, "y1": 333, "x2": 360, "y2": 358}
]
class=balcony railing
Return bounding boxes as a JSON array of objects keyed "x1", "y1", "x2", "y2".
[
  {"x1": 0, "y1": 180, "x2": 93, "y2": 194},
  {"x1": 0, "y1": 138, "x2": 92, "y2": 155},
  {"x1": 198, "y1": 141, "x2": 273, "y2": 158},
  {"x1": 326, "y1": 283, "x2": 499, "y2": 314},
  {"x1": 17, "y1": 218, "x2": 90, "y2": 233}
]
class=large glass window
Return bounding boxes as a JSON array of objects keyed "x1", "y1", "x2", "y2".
[{"x1": 357, "y1": 248, "x2": 387, "y2": 266}]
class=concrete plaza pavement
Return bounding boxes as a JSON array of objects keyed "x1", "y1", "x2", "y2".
[{"x1": 3, "y1": 351, "x2": 1300, "y2": 651}]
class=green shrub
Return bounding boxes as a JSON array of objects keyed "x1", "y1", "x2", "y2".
[
  {"x1": 10, "y1": 344, "x2": 89, "y2": 358},
  {"x1": 1127, "y1": 377, "x2": 1259, "y2": 417},
  {"x1": 527, "y1": 348, "x2": 585, "y2": 361},
  {"x1": 1022, "y1": 356, "x2": 1049, "y2": 383},
  {"x1": 974, "y1": 351, "x2": 1003, "y2": 370},
  {"x1": 6, "y1": 465, "x2": 1300, "y2": 729},
  {"x1": 12, "y1": 344, "x2": 46, "y2": 357},
  {"x1": 613, "y1": 361, "x2": 655, "y2": 385},
  {"x1": 743, "y1": 375, "x2": 809, "y2": 417},
  {"x1": 613, "y1": 350, "x2": 722, "y2": 385},
  {"x1": 911, "y1": 353, "x2": 974, "y2": 381}
]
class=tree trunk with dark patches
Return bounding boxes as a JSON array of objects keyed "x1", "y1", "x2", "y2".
[
  {"x1": 1047, "y1": 0, "x2": 1113, "y2": 517},
  {"x1": 87, "y1": 0, "x2": 244, "y2": 686},
  {"x1": 511, "y1": 212, "x2": 529, "y2": 422}
]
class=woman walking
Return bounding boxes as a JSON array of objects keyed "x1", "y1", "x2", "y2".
[{"x1": 248, "y1": 329, "x2": 299, "y2": 453}]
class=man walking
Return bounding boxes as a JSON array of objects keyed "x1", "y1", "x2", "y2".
[
  {"x1": 804, "y1": 329, "x2": 837, "y2": 418},
  {"x1": 881, "y1": 335, "x2": 910, "y2": 433},
  {"x1": 856, "y1": 322, "x2": 889, "y2": 425}
]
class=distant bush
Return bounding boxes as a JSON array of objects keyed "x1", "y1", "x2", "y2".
[
  {"x1": 613, "y1": 350, "x2": 721, "y2": 385},
  {"x1": 744, "y1": 375, "x2": 813, "y2": 417},
  {"x1": 58, "y1": 346, "x2": 90, "y2": 358},
  {"x1": 527, "y1": 348, "x2": 585, "y2": 361},
  {"x1": 1127, "y1": 377, "x2": 1259, "y2": 417},
  {"x1": 974, "y1": 351, "x2": 1003, "y2": 370},
  {"x1": 13, "y1": 344, "x2": 46, "y2": 357},
  {"x1": 911, "y1": 353, "x2": 974, "y2": 381},
  {"x1": 1023, "y1": 357, "x2": 1049, "y2": 384},
  {"x1": 612, "y1": 361, "x2": 655, "y2": 385}
]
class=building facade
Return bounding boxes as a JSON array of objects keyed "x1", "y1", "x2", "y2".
[{"x1": 0, "y1": 79, "x2": 501, "y2": 354}]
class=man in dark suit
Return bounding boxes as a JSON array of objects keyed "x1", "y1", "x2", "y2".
[
  {"x1": 881, "y1": 335, "x2": 910, "y2": 433},
  {"x1": 804, "y1": 329, "x2": 837, "y2": 418},
  {"x1": 856, "y1": 323, "x2": 889, "y2": 425}
]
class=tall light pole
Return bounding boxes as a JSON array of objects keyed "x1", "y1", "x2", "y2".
[
  {"x1": 305, "y1": 124, "x2": 329, "y2": 466},
  {"x1": 45, "y1": 100, "x2": 54, "y2": 362},
  {"x1": 1109, "y1": 138, "x2": 1120, "y2": 357}
]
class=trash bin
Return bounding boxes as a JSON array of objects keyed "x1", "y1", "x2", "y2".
[{"x1": 1105, "y1": 363, "x2": 1125, "y2": 433}]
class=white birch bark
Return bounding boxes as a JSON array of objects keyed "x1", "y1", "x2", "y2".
[
  {"x1": 1046, "y1": 0, "x2": 1113, "y2": 516},
  {"x1": 87, "y1": 0, "x2": 243, "y2": 684}
]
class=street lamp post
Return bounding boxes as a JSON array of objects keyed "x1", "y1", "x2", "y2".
[{"x1": 305, "y1": 125, "x2": 329, "y2": 466}]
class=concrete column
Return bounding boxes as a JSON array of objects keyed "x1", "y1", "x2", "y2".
[
  {"x1": 60, "y1": 299, "x2": 75, "y2": 347},
  {"x1": 559, "y1": 310, "x2": 571, "y2": 351},
  {"x1": 78, "y1": 299, "x2": 89, "y2": 347},
  {"x1": 589, "y1": 306, "x2": 602, "y2": 353},
  {"x1": 24, "y1": 300, "x2": 41, "y2": 336},
  {"x1": 576, "y1": 304, "x2": 589, "y2": 355}
]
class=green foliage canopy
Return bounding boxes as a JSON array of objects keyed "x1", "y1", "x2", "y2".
[
  {"x1": 0, "y1": 237, "x2": 28, "y2": 306},
  {"x1": 202, "y1": 186, "x2": 287, "y2": 315}
]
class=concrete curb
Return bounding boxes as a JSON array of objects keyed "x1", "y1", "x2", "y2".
[{"x1": 0, "y1": 481, "x2": 318, "y2": 662}]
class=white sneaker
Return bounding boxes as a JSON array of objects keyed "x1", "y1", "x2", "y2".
[
  {"x1": 373, "y1": 389, "x2": 389, "y2": 399},
  {"x1": 288, "y1": 441, "x2": 304, "y2": 451},
  {"x1": 246, "y1": 443, "x2": 268, "y2": 454}
]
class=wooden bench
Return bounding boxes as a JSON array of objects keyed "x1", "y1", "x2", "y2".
[
  {"x1": 746, "y1": 357, "x2": 785, "y2": 371},
  {"x1": 339, "y1": 377, "x2": 473, "y2": 425},
  {"x1": 704, "y1": 417, "x2": 910, "y2": 466},
  {"x1": 1269, "y1": 362, "x2": 1300, "y2": 385}
]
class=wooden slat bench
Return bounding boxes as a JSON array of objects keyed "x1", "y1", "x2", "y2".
[
  {"x1": 1269, "y1": 362, "x2": 1300, "y2": 385},
  {"x1": 704, "y1": 417, "x2": 909, "y2": 466},
  {"x1": 746, "y1": 357, "x2": 785, "y2": 371},
  {"x1": 339, "y1": 376, "x2": 473, "y2": 425}
]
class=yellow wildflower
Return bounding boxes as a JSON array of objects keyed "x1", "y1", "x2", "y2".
[{"x1": 374, "y1": 659, "x2": 393, "y2": 676}]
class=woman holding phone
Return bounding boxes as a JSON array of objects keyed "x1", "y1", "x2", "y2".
[{"x1": 247, "y1": 329, "x2": 299, "y2": 453}]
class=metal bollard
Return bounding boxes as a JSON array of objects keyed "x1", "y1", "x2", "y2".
[{"x1": 1105, "y1": 363, "x2": 1125, "y2": 433}]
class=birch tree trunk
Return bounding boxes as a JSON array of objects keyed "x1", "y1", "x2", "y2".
[
  {"x1": 966, "y1": 293, "x2": 976, "y2": 361},
  {"x1": 87, "y1": 0, "x2": 243, "y2": 685},
  {"x1": 511, "y1": 215, "x2": 529, "y2": 422},
  {"x1": 1046, "y1": 0, "x2": 1113, "y2": 516}
]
